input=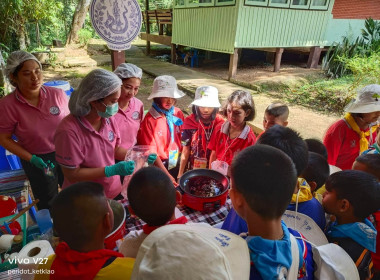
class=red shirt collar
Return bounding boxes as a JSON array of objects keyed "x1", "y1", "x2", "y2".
[{"x1": 142, "y1": 216, "x2": 188, "y2": 234}]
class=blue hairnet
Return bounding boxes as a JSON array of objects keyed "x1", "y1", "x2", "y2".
[{"x1": 69, "y1": 69, "x2": 122, "y2": 116}]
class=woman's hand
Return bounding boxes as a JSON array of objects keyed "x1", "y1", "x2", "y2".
[
  {"x1": 30, "y1": 155, "x2": 48, "y2": 169},
  {"x1": 105, "y1": 161, "x2": 135, "y2": 177},
  {"x1": 147, "y1": 153, "x2": 157, "y2": 165}
]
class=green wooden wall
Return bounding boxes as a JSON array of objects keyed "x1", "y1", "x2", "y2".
[
  {"x1": 235, "y1": 5, "x2": 331, "y2": 48},
  {"x1": 172, "y1": 0, "x2": 339, "y2": 53},
  {"x1": 172, "y1": 7, "x2": 239, "y2": 53}
]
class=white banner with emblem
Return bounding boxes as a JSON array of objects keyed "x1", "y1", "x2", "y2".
[{"x1": 90, "y1": 0, "x2": 142, "y2": 51}]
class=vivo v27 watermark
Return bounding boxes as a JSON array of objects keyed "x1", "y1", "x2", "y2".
[{"x1": 7, "y1": 258, "x2": 54, "y2": 275}]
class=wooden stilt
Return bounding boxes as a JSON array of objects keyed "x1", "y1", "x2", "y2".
[
  {"x1": 145, "y1": 0, "x2": 150, "y2": 55},
  {"x1": 171, "y1": 44, "x2": 176, "y2": 64},
  {"x1": 307, "y1": 46, "x2": 322, "y2": 68},
  {"x1": 274, "y1": 48, "x2": 284, "y2": 72},
  {"x1": 111, "y1": 51, "x2": 125, "y2": 71},
  {"x1": 228, "y1": 48, "x2": 239, "y2": 80},
  {"x1": 237, "y1": 48, "x2": 243, "y2": 66}
]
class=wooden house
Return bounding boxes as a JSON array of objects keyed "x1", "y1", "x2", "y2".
[{"x1": 141, "y1": 0, "x2": 380, "y2": 79}]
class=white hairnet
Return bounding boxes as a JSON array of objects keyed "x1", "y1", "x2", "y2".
[
  {"x1": 114, "y1": 63, "x2": 142, "y2": 80},
  {"x1": 5, "y1": 51, "x2": 42, "y2": 86},
  {"x1": 69, "y1": 69, "x2": 122, "y2": 116}
]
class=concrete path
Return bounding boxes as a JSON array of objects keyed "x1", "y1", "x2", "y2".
[{"x1": 125, "y1": 46, "x2": 339, "y2": 140}]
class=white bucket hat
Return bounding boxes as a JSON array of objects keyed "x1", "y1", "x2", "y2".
[
  {"x1": 190, "y1": 86, "x2": 221, "y2": 108},
  {"x1": 344, "y1": 84, "x2": 380, "y2": 113},
  {"x1": 148, "y1": 75, "x2": 185, "y2": 100},
  {"x1": 131, "y1": 224, "x2": 250, "y2": 280},
  {"x1": 282, "y1": 210, "x2": 328, "y2": 247}
]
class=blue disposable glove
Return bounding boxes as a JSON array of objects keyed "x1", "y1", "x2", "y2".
[
  {"x1": 30, "y1": 155, "x2": 48, "y2": 170},
  {"x1": 147, "y1": 153, "x2": 157, "y2": 165},
  {"x1": 105, "y1": 161, "x2": 135, "y2": 177}
]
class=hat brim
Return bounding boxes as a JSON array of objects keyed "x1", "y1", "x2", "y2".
[
  {"x1": 282, "y1": 210, "x2": 329, "y2": 247},
  {"x1": 190, "y1": 99, "x2": 221, "y2": 108},
  {"x1": 344, "y1": 102, "x2": 380, "y2": 113},
  {"x1": 148, "y1": 89, "x2": 185, "y2": 100}
]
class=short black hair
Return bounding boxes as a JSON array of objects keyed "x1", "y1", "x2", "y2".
[
  {"x1": 128, "y1": 167, "x2": 176, "y2": 226},
  {"x1": 305, "y1": 138, "x2": 328, "y2": 159},
  {"x1": 192, "y1": 105, "x2": 218, "y2": 122},
  {"x1": 51, "y1": 182, "x2": 108, "y2": 249},
  {"x1": 265, "y1": 102, "x2": 289, "y2": 120},
  {"x1": 257, "y1": 125, "x2": 308, "y2": 176},
  {"x1": 325, "y1": 170, "x2": 380, "y2": 220},
  {"x1": 221, "y1": 90, "x2": 256, "y2": 121},
  {"x1": 302, "y1": 152, "x2": 330, "y2": 190},
  {"x1": 153, "y1": 97, "x2": 177, "y2": 107},
  {"x1": 355, "y1": 153, "x2": 380, "y2": 180},
  {"x1": 231, "y1": 144, "x2": 297, "y2": 219}
]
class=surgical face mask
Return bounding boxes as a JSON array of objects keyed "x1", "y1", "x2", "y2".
[{"x1": 97, "y1": 102, "x2": 118, "y2": 118}]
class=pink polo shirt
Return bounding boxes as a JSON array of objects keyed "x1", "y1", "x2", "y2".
[
  {"x1": 0, "y1": 86, "x2": 69, "y2": 154},
  {"x1": 114, "y1": 97, "x2": 144, "y2": 149},
  {"x1": 137, "y1": 106, "x2": 184, "y2": 160},
  {"x1": 54, "y1": 114, "x2": 122, "y2": 198},
  {"x1": 208, "y1": 121, "x2": 256, "y2": 165}
]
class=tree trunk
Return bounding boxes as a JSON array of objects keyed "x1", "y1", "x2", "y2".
[
  {"x1": 66, "y1": 0, "x2": 91, "y2": 45},
  {"x1": 25, "y1": 28, "x2": 31, "y2": 48},
  {"x1": 36, "y1": 22, "x2": 41, "y2": 47},
  {"x1": 17, "y1": 22, "x2": 27, "y2": 50}
]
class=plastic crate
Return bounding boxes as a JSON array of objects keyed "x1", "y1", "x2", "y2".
[{"x1": 0, "y1": 212, "x2": 27, "y2": 272}]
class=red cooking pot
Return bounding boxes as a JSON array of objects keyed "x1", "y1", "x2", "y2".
[
  {"x1": 104, "y1": 200, "x2": 126, "y2": 250},
  {"x1": 179, "y1": 169, "x2": 229, "y2": 212},
  {"x1": 0, "y1": 195, "x2": 17, "y2": 218}
]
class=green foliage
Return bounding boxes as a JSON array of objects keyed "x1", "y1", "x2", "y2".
[
  {"x1": 322, "y1": 18, "x2": 380, "y2": 79},
  {"x1": 284, "y1": 77, "x2": 351, "y2": 114},
  {"x1": 338, "y1": 52, "x2": 380, "y2": 92},
  {"x1": 0, "y1": 44, "x2": 10, "y2": 61},
  {"x1": 0, "y1": 87, "x2": 5, "y2": 98},
  {"x1": 0, "y1": 0, "x2": 76, "y2": 52},
  {"x1": 78, "y1": 29, "x2": 93, "y2": 46}
]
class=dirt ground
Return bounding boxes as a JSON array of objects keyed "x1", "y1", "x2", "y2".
[{"x1": 42, "y1": 42, "x2": 339, "y2": 139}]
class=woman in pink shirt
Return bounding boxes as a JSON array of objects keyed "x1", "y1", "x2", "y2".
[
  {"x1": 113, "y1": 63, "x2": 144, "y2": 149},
  {"x1": 0, "y1": 51, "x2": 69, "y2": 209},
  {"x1": 54, "y1": 69, "x2": 152, "y2": 199}
]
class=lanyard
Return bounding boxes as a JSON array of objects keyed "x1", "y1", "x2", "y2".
[
  {"x1": 195, "y1": 120, "x2": 214, "y2": 157},
  {"x1": 221, "y1": 134, "x2": 238, "y2": 162}
]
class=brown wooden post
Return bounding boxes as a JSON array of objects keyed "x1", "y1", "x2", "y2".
[
  {"x1": 274, "y1": 48, "x2": 284, "y2": 72},
  {"x1": 307, "y1": 46, "x2": 322, "y2": 68},
  {"x1": 237, "y1": 48, "x2": 243, "y2": 66},
  {"x1": 171, "y1": 44, "x2": 176, "y2": 64},
  {"x1": 145, "y1": 0, "x2": 150, "y2": 55},
  {"x1": 228, "y1": 48, "x2": 239, "y2": 80},
  {"x1": 111, "y1": 51, "x2": 125, "y2": 71}
]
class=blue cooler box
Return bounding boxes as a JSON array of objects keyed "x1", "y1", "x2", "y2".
[{"x1": 44, "y1": 80, "x2": 73, "y2": 97}]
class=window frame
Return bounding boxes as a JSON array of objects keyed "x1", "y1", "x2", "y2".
[
  {"x1": 174, "y1": 0, "x2": 187, "y2": 8},
  {"x1": 187, "y1": 0, "x2": 215, "y2": 7},
  {"x1": 244, "y1": 0, "x2": 268, "y2": 7},
  {"x1": 289, "y1": 0, "x2": 310, "y2": 9},
  {"x1": 268, "y1": 0, "x2": 291, "y2": 8},
  {"x1": 215, "y1": 0, "x2": 236, "y2": 7},
  {"x1": 309, "y1": 0, "x2": 330, "y2": 10}
]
